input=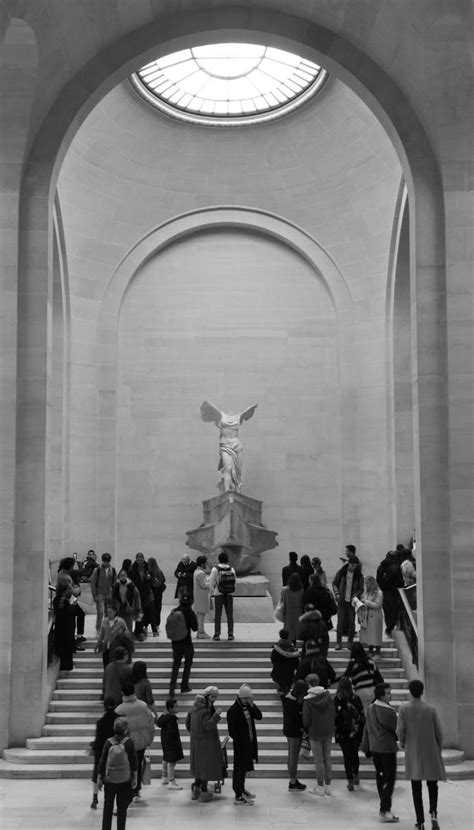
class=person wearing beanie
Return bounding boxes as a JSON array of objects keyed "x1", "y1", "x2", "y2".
[
  {"x1": 281, "y1": 679, "x2": 309, "y2": 792},
  {"x1": 186, "y1": 687, "x2": 222, "y2": 802},
  {"x1": 302, "y1": 673, "x2": 336, "y2": 797},
  {"x1": 332, "y1": 545, "x2": 364, "y2": 650},
  {"x1": 227, "y1": 684, "x2": 263, "y2": 806}
]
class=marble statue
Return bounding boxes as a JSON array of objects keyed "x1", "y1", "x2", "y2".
[{"x1": 200, "y1": 400, "x2": 258, "y2": 492}]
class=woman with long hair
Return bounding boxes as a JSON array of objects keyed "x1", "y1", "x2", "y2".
[
  {"x1": 343, "y1": 642, "x2": 383, "y2": 712},
  {"x1": 281, "y1": 679, "x2": 309, "y2": 791},
  {"x1": 131, "y1": 659, "x2": 157, "y2": 718},
  {"x1": 299, "y1": 555, "x2": 314, "y2": 591},
  {"x1": 359, "y1": 575, "x2": 384, "y2": 654},
  {"x1": 53, "y1": 582, "x2": 77, "y2": 671},
  {"x1": 281, "y1": 572, "x2": 305, "y2": 644}
]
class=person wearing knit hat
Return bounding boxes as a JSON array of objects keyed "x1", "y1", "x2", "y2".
[
  {"x1": 187, "y1": 685, "x2": 222, "y2": 803},
  {"x1": 202, "y1": 686, "x2": 219, "y2": 697},
  {"x1": 227, "y1": 684, "x2": 263, "y2": 806}
]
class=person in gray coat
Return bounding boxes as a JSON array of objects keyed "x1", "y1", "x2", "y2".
[
  {"x1": 398, "y1": 680, "x2": 446, "y2": 830},
  {"x1": 186, "y1": 686, "x2": 222, "y2": 802}
]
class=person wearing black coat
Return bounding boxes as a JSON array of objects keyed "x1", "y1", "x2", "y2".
[
  {"x1": 168, "y1": 595, "x2": 198, "y2": 696},
  {"x1": 295, "y1": 641, "x2": 337, "y2": 688},
  {"x1": 296, "y1": 606, "x2": 329, "y2": 656},
  {"x1": 90, "y1": 698, "x2": 118, "y2": 809},
  {"x1": 53, "y1": 583, "x2": 77, "y2": 671},
  {"x1": 129, "y1": 553, "x2": 155, "y2": 640},
  {"x1": 376, "y1": 550, "x2": 404, "y2": 635},
  {"x1": 173, "y1": 554, "x2": 197, "y2": 599},
  {"x1": 281, "y1": 679, "x2": 309, "y2": 791},
  {"x1": 227, "y1": 685, "x2": 263, "y2": 805},
  {"x1": 157, "y1": 698, "x2": 184, "y2": 788},
  {"x1": 334, "y1": 677, "x2": 364, "y2": 791},
  {"x1": 303, "y1": 574, "x2": 337, "y2": 630}
]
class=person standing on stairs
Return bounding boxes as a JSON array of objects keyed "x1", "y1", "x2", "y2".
[
  {"x1": 115, "y1": 681, "x2": 155, "y2": 804},
  {"x1": 193, "y1": 555, "x2": 211, "y2": 638},
  {"x1": 397, "y1": 680, "x2": 446, "y2": 830},
  {"x1": 332, "y1": 546, "x2": 364, "y2": 651},
  {"x1": 186, "y1": 686, "x2": 222, "y2": 802},
  {"x1": 209, "y1": 550, "x2": 237, "y2": 641},
  {"x1": 167, "y1": 593, "x2": 198, "y2": 696},
  {"x1": 227, "y1": 684, "x2": 263, "y2": 806}
]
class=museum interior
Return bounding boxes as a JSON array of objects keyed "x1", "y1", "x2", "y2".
[{"x1": 0, "y1": 1, "x2": 472, "y2": 825}]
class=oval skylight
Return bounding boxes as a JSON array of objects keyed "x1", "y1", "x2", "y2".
[{"x1": 131, "y1": 43, "x2": 328, "y2": 125}]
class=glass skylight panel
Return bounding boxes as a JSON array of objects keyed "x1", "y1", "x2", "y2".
[{"x1": 132, "y1": 42, "x2": 327, "y2": 123}]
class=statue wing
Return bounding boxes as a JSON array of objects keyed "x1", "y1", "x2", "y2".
[
  {"x1": 239, "y1": 403, "x2": 258, "y2": 423},
  {"x1": 200, "y1": 400, "x2": 223, "y2": 425}
]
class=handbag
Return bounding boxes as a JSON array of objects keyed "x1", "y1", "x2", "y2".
[
  {"x1": 141, "y1": 752, "x2": 151, "y2": 785},
  {"x1": 274, "y1": 589, "x2": 286, "y2": 622},
  {"x1": 274, "y1": 600, "x2": 285, "y2": 622}
]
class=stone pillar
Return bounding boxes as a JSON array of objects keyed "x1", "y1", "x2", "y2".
[
  {"x1": 9, "y1": 161, "x2": 52, "y2": 744},
  {"x1": 409, "y1": 166, "x2": 458, "y2": 745}
]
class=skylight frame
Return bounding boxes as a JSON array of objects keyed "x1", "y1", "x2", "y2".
[{"x1": 130, "y1": 43, "x2": 328, "y2": 126}]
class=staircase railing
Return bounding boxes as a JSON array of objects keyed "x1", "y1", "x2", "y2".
[
  {"x1": 398, "y1": 584, "x2": 418, "y2": 668},
  {"x1": 47, "y1": 584, "x2": 56, "y2": 665}
]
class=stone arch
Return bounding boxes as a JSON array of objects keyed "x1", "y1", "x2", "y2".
[
  {"x1": 96, "y1": 207, "x2": 358, "y2": 549},
  {"x1": 11, "y1": 4, "x2": 455, "y2": 747}
]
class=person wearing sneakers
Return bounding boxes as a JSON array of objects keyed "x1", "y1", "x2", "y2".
[
  {"x1": 186, "y1": 686, "x2": 222, "y2": 802},
  {"x1": 115, "y1": 681, "x2": 155, "y2": 803},
  {"x1": 157, "y1": 698, "x2": 184, "y2": 790},
  {"x1": 361, "y1": 682, "x2": 399, "y2": 823},
  {"x1": 209, "y1": 550, "x2": 236, "y2": 641},
  {"x1": 398, "y1": 680, "x2": 446, "y2": 830},
  {"x1": 97, "y1": 717, "x2": 138, "y2": 830},
  {"x1": 302, "y1": 672, "x2": 336, "y2": 797},
  {"x1": 281, "y1": 679, "x2": 309, "y2": 792},
  {"x1": 193, "y1": 555, "x2": 211, "y2": 639},
  {"x1": 227, "y1": 684, "x2": 263, "y2": 806}
]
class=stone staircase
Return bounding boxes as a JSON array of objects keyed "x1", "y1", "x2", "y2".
[{"x1": 1, "y1": 639, "x2": 471, "y2": 778}]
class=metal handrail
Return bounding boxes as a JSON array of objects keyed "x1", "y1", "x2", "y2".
[{"x1": 398, "y1": 584, "x2": 418, "y2": 667}]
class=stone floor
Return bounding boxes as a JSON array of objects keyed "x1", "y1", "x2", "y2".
[{"x1": 0, "y1": 776, "x2": 472, "y2": 829}]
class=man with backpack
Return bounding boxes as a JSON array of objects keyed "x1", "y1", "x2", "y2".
[
  {"x1": 115, "y1": 682, "x2": 155, "y2": 803},
  {"x1": 166, "y1": 593, "x2": 198, "y2": 696},
  {"x1": 98, "y1": 717, "x2": 138, "y2": 830},
  {"x1": 209, "y1": 549, "x2": 237, "y2": 641}
]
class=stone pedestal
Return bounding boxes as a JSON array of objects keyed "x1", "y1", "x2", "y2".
[{"x1": 185, "y1": 490, "x2": 278, "y2": 575}]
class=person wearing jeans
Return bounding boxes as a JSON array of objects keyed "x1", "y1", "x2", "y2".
[
  {"x1": 302, "y1": 673, "x2": 336, "y2": 796},
  {"x1": 281, "y1": 679, "x2": 308, "y2": 791},
  {"x1": 168, "y1": 595, "x2": 198, "y2": 695},
  {"x1": 115, "y1": 683, "x2": 155, "y2": 802},
  {"x1": 209, "y1": 551, "x2": 236, "y2": 641},
  {"x1": 361, "y1": 682, "x2": 399, "y2": 823},
  {"x1": 398, "y1": 679, "x2": 446, "y2": 829}
]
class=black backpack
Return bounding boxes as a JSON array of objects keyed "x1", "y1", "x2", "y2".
[{"x1": 217, "y1": 565, "x2": 236, "y2": 595}]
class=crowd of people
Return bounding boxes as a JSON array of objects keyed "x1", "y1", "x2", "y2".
[{"x1": 50, "y1": 542, "x2": 439, "y2": 830}]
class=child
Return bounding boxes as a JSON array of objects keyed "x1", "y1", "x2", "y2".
[
  {"x1": 157, "y1": 698, "x2": 184, "y2": 789},
  {"x1": 270, "y1": 629, "x2": 300, "y2": 694},
  {"x1": 90, "y1": 697, "x2": 117, "y2": 809}
]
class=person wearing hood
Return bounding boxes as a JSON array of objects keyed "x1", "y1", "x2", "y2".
[
  {"x1": 332, "y1": 545, "x2": 364, "y2": 651},
  {"x1": 361, "y1": 682, "x2": 399, "y2": 823},
  {"x1": 186, "y1": 686, "x2": 222, "y2": 802},
  {"x1": 270, "y1": 629, "x2": 300, "y2": 694},
  {"x1": 227, "y1": 684, "x2": 263, "y2": 806},
  {"x1": 295, "y1": 640, "x2": 337, "y2": 689},
  {"x1": 302, "y1": 672, "x2": 336, "y2": 797},
  {"x1": 281, "y1": 679, "x2": 309, "y2": 792},
  {"x1": 296, "y1": 604, "x2": 329, "y2": 657},
  {"x1": 115, "y1": 681, "x2": 155, "y2": 803},
  {"x1": 157, "y1": 698, "x2": 184, "y2": 790}
]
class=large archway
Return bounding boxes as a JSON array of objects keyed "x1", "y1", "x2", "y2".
[{"x1": 9, "y1": 5, "x2": 455, "y2": 750}]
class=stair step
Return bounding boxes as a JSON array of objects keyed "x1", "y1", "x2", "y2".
[{"x1": 1, "y1": 754, "x2": 471, "y2": 779}]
